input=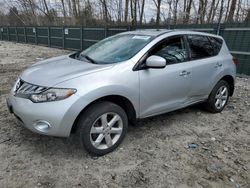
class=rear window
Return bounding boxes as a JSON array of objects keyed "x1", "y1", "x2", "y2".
[
  {"x1": 187, "y1": 35, "x2": 214, "y2": 60},
  {"x1": 208, "y1": 36, "x2": 223, "y2": 55}
]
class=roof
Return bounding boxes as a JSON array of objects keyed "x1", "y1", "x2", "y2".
[
  {"x1": 121, "y1": 29, "x2": 172, "y2": 36},
  {"x1": 119, "y1": 29, "x2": 223, "y2": 40}
]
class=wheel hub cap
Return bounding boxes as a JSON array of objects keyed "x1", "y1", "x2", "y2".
[
  {"x1": 215, "y1": 86, "x2": 228, "y2": 109},
  {"x1": 90, "y1": 112, "x2": 123, "y2": 150}
]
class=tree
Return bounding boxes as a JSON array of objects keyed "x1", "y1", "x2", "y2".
[
  {"x1": 124, "y1": 0, "x2": 129, "y2": 23},
  {"x1": 208, "y1": 0, "x2": 216, "y2": 23},
  {"x1": 61, "y1": 0, "x2": 67, "y2": 23},
  {"x1": 235, "y1": 0, "x2": 241, "y2": 22},
  {"x1": 99, "y1": 0, "x2": 110, "y2": 25},
  {"x1": 80, "y1": 1, "x2": 95, "y2": 26},
  {"x1": 245, "y1": 8, "x2": 250, "y2": 22},
  {"x1": 183, "y1": 0, "x2": 192, "y2": 24},
  {"x1": 225, "y1": 0, "x2": 232, "y2": 21},
  {"x1": 227, "y1": 0, "x2": 238, "y2": 22},
  {"x1": 196, "y1": 0, "x2": 207, "y2": 24},
  {"x1": 133, "y1": 0, "x2": 137, "y2": 26},
  {"x1": 38, "y1": 0, "x2": 55, "y2": 24},
  {"x1": 218, "y1": 0, "x2": 225, "y2": 32},
  {"x1": 139, "y1": 0, "x2": 145, "y2": 25},
  {"x1": 1, "y1": 0, "x2": 250, "y2": 26},
  {"x1": 149, "y1": 17, "x2": 156, "y2": 25},
  {"x1": 153, "y1": 0, "x2": 162, "y2": 26},
  {"x1": 173, "y1": 0, "x2": 179, "y2": 25},
  {"x1": 117, "y1": 0, "x2": 122, "y2": 23},
  {"x1": 8, "y1": 6, "x2": 24, "y2": 26},
  {"x1": 72, "y1": 0, "x2": 79, "y2": 20},
  {"x1": 210, "y1": 0, "x2": 220, "y2": 23},
  {"x1": 129, "y1": 0, "x2": 137, "y2": 26}
]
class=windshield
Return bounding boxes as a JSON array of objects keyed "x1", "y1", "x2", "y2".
[{"x1": 79, "y1": 34, "x2": 154, "y2": 64}]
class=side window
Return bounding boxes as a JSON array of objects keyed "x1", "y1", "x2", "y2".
[
  {"x1": 150, "y1": 36, "x2": 188, "y2": 64},
  {"x1": 208, "y1": 36, "x2": 223, "y2": 55},
  {"x1": 187, "y1": 35, "x2": 214, "y2": 60}
]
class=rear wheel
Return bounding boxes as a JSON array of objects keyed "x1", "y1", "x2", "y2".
[
  {"x1": 205, "y1": 80, "x2": 230, "y2": 113},
  {"x1": 77, "y1": 101, "x2": 128, "y2": 156}
]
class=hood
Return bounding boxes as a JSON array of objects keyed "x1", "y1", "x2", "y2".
[{"x1": 20, "y1": 54, "x2": 113, "y2": 86}]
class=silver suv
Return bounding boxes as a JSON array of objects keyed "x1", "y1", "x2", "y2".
[{"x1": 7, "y1": 30, "x2": 236, "y2": 155}]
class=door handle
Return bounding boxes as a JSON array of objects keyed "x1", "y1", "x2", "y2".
[
  {"x1": 179, "y1": 70, "x2": 191, "y2": 76},
  {"x1": 215, "y1": 62, "x2": 222, "y2": 68}
]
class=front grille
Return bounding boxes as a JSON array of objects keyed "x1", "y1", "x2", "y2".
[{"x1": 15, "y1": 79, "x2": 47, "y2": 95}]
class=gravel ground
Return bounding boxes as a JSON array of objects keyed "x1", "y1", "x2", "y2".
[{"x1": 0, "y1": 41, "x2": 249, "y2": 188}]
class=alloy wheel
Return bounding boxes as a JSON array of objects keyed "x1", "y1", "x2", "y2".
[
  {"x1": 90, "y1": 112, "x2": 123, "y2": 150},
  {"x1": 215, "y1": 86, "x2": 228, "y2": 110}
]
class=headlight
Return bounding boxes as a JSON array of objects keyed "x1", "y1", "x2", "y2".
[
  {"x1": 30, "y1": 88, "x2": 77, "y2": 103},
  {"x1": 13, "y1": 79, "x2": 76, "y2": 103}
]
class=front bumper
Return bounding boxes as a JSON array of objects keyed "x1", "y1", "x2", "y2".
[{"x1": 7, "y1": 91, "x2": 80, "y2": 137}]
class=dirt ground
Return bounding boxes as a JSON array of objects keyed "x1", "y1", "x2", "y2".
[{"x1": 0, "y1": 41, "x2": 249, "y2": 188}]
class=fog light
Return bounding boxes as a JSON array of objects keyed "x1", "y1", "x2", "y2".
[{"x1": 34, "y1": 120, "x2": 51, "y2": 132}]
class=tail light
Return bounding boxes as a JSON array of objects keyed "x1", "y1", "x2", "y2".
[{"x1": 232, "y1": 57, "x2": 238, "y2": 65}]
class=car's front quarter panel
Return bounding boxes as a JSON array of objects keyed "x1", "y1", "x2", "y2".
[
  {"x1": 54, "y1": 61, "x2": 140, "y2": 136},
  {"x1": 8, "y1": 61, "x2": 139, "y2": 137}
]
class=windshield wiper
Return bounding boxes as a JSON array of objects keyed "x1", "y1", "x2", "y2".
[{"x1": 80, "y1": 54, "x2": 96, "y2": 64}]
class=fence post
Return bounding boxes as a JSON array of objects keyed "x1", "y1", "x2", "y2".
[
  {"x1": 35, "y1": 27, "x2": 38, "y2": 44},
  {"x1": 104, "y1": 26, "x2": 107, "y2": 38},
  {"x1": 48, "y1": 26, "x2": 51, "y2": 47},
  {"x1": 0, "y1": 27, "x2": 2, "y2": 40},
  {"x1": 24, "y1": 27, "x2": 27, "y2": 43},
  {"x1": 82, "y1": 27, "x2": 85, "y2": 50},
  {"x1": 80, "y1": 26, "x2": 83, "y2": 51},
  {"x1": 7, "y1": 26, "x2": 10, "y2": 41},
  {"x1": 62, "y1": 26, "x2": 65, "y2": 49},
  {"x1": 127, "y1": 25, "x2": 131, "y2": 31},
  {"x1": 15, "y1": 27, "x2": 18, "y2": 42},
  {"x1": 216, "y1": 22, "x2": 221, "y2": 35}
]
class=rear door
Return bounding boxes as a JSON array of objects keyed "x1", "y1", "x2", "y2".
[{"x1": 185, "y1": 35, "x2": 223, "y2": 100}]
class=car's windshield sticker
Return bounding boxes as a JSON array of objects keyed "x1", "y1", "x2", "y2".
[{"x1": 132, "y1": 35, "x2": 151, "y2": 40}]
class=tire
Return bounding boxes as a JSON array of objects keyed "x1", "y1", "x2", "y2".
[
  {"x1": 205, "y1": 80, "x2": 230, "y2": 113},
  {"x1": 77, "y1": 101, "x2": 128, "y2": 156}
]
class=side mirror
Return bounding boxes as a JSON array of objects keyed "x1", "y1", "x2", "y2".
[{"x1": 145, "y1": 55, "x2": 166, "y2": 69}]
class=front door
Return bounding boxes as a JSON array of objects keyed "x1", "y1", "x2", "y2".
[{"x1": 139, "y1": 35, "x2": 192, "y2": 118}]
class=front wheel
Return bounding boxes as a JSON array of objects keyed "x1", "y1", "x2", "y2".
[
  {"x1": 77, "y1": 101, "x2": 128, "y2": 156},
  {"x1": 205, "y1": 80, "x2": 230, "y2": 113}
]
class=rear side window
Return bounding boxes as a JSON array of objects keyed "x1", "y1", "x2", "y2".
[
  {"x1": 208, "y1": 37, "x2": 223, "y2": 55},
  {"x1": 187, "y1": 35, "x2": 214, "y2": 60}
]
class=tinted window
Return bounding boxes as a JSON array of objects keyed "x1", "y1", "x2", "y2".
[
  {"x1": 151, "y1": 37, "x2": 188, "y2": 64},
  {"x1": 209, "y1": 37, "x2": 223, "y2": 55},
  {"x1": 187, "y1": 35, "x2": 214, "y2": 60}
]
